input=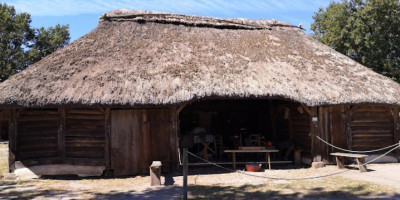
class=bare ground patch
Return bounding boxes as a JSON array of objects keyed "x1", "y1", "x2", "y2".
[{"x1": 0, "y1": 144, "x2": 399, "y2": 199}]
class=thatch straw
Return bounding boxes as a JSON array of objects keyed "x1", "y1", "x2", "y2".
[{"x1": 0, "y1": 9, "x2": 400, "y2": 107}]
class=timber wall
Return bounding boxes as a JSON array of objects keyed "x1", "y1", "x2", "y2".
[
  {"x1": 311, "y1": 104, "x2": 400, "y2": 164},
  {"x1": 9, "y1": 107, "x2": 178, "y2": 176},
  {"x1": 289, "y1": 104, "x2": 311, "y2": 154}
]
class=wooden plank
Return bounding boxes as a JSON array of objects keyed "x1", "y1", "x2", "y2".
[
  {"x1": 351, "y1": 121, "x2": 393, "y2": 127},
  {"x1": 9, "y1": 109, "x2": 17, "y2": 172},
  {"x1": 18, "y1": 129, "x2": 58, "y2": 135},
  {"x1": 393, "y1": 107, "x2": 400, "y2": 144},
  {"x1": 301, "y1": 104, "x2": 312, "y2": 115},
  {"x1": 351, "y1": 129, "x2": 393, "y2": 134},
  {"x1": 18, "y1": 110, "x2": 58, "y2": 115},
  {"x1": 19, "y1": 152, "x2": 58, "y2": 159},
  {"x1": 68, "y1": 109, "x2": 103, "y2": 115},
  {"x1": 66, "y1": 119, "x2": 104, "y2": 125},
  {"x1": 170, "y1": 107, "x2": 178, "y2": 172},
  {"x1": 19, "y1": 145, "x2": 58, "y2": 152},
  {"x1": 330, "y1": 152, "x2": 367, "y2": 158},
  {"x1": 352, "y1": 133, "x2": 393, "y2": 137},
  {"x1": 65, "y1": 137, "x2": 105, "y2": 143},
  {"x1": 351, "y1": 116, "x2": 393, "y2": 123},
  {"x1": 141, "y1": 110, "x2": 149, "y2": 174},
  {"x1": 66, "y1": 147, "x2": 104, "y2": 158},
  {"x1": 18, "y1": 122, "x2": 59, "y2": 128},
  {"x1": 104, "y1": 108, "x2": 111, "y2": 171},
  {"x1": 68, "y1": 124, "x2": 105, "y2": 129},
  {"x1": 133, "y1": 110, "x2": 141, "y2": 174},
  {"x1": 58, "y1": 108, "x2": 65, "y2": 157},
  {"x1": 345, "y1": 105, "x2": 352, "y2": 150},
  {"x1": 310, "y1": 107, "x2": 321, "y2": 162},
  {"x1": 65, "y1": 142, "x2": 104, "y2": 147},
  {"x1": 66, "y1": 114, "x2": 105, "y2": 120},
  {"x1": 18, "y1": 116, "x2": 59, "y2": 121},
  {"x1": 111, "y1": 110, "x2": 137, "y2": 176},
  {"x1": 20, "y1": 157, "x2": 104, "y2": 166},
  {"x1": 66, "y1": 131, "x2": 105, "y2": 137}
]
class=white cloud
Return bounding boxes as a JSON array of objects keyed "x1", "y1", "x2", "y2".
[{"x1": 4, "y1": 0, "x2": 330, "y2": 17}]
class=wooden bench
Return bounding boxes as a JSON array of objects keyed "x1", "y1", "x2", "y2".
[{"x1": 330, "y1": 152, "x2": 368, "y2": 172}]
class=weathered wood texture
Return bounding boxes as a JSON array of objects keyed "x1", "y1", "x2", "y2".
[
  {"x1": 65, "y1": 109, "x2": 105, "y2": 159},
  {"x1": 317, "y1": 106, "x2": 346, "y2": 163},
  {"x1": 8, "y1": 109, "x2": 17, "y2": 172},
  {"x1": 289, "y1": 105, "x2": 311, "y2": 153},
  {"x1": 111, "y1": 110, "x2": 141, "y2": 176},
  {"x1": 350, "y1": 105, "x2": 395, "y2": 150},
  {"x1": 104, "y1": 108, "x2": 111, "y2": 171},
  {"x1": 17, "y1": 109, "x2": 59, "y2": 160},
  {"x1": 142, "y1": 108, "x2": 171, "y2": 174},
  {"x1": 111, "y1": 108, "x2": 172, "y2": 176}
]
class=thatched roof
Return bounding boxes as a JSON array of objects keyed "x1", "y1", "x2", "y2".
[{"x1": 1, "y1": 9, "x2": 400, "y2": 107}]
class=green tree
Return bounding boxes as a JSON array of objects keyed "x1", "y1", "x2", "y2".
[
  {"x1": 0, "y1": 3, "x2": 70, "y2": 82},
  {"x1": 311, "y1": 0, "x2": 400, "y2": 82}
]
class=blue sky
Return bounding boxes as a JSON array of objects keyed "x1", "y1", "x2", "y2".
[{"x1": 4, "y1": 0, "x2": 331, "y2": 42}]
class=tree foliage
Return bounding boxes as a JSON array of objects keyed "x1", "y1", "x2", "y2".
[
  {"x1": 311, "y1": 0, "x2": 400, "y2": 82},
  {"x1": 0, "y1": 3, "x2": 70, "y2": 82}
]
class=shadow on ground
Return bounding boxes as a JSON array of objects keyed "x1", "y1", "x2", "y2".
[{"x1": 186, "y1": 184, "x2": 399, "y2": 200}]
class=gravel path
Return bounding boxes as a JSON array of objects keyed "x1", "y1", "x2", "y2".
[{"x1": 339, "y1": 163, "x2": 400, "y2": 192}]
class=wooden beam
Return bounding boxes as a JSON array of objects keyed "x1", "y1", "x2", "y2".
[
  {"x1": 301, "y1": 104, "x2": 312, "y2": 116},
  {"x1": 345, "y1": 105, "x2": 352, "y2": 150},
  {"x1": 170, "y1": 107, "x2": 179, "y2": 172},
  {"x1": 310, "y1": 107, "x2": 322, "y2": 162},
  {"x1": 350, "y1": 105, "x2": 359, "y2": 113},
  {"x1": 176, "y1": 103, "x2": 188, "y2": 115},
  {"x1": 8, "y1": 109, "x2": 17, "y2": 172},
  {"x1": 104, "y1": 108, "x2": 111, "y2": 171},
  {"x1": 57, "y1": 108, "x2": 66, "y2": 157},
  {"x1": 393, "y1": 107, "x2": 400, "y2": 146}
]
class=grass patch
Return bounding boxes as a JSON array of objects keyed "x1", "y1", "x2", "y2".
[
  {"x1": 188, "y1": 176, "x2": 396, "y2": 199},
  {"x1": 0, "y1": 143, "x2": 8, "y2": 178}
]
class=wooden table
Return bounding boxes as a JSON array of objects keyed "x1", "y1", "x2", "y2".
[
  {"x1": 330, "y1": 152, "x2": 368, "y2": 172},
  {"x1": 224, "y1": 149, "x2": 279, "y2": 170}
]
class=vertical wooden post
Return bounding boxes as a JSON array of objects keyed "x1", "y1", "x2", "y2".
[
  {"x1": 141, "y1": 110, "x2": 149, "y2": 174},
  {"x1": 0, "y1": 115, "x2": 2, "y2": 141},
  {"x1": 183, "y1": 148, "x2": 188, "y2": 200},
  {"x1": 170, "y1": 107, "x2": 179, "y2": 172},
  {"x1": 344, "y1": 105, "x2": 352, "y2": 150},
  {"x1": 8, "y1": 109, "x2": 17, "y2": 172},
  {"x1": 104, "y1": 108, "x2": 112, "y2": 172},
  {"x1": 393, "y1": 107, "x2": 400, "y2": 144},
  {"x1": 310, "y1": 107, "x2": 322, "y2": 163},
  {"x1": 58, "y1": 108, "x2": 66, "y2": 157}
]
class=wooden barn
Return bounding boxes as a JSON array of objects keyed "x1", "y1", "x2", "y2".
[{"x1": 0, "y1": 10, "x2": 399, "y2": 177}]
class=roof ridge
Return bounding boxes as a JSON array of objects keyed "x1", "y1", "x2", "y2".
[{"x1": 101, "y1": 9, "x2": 301, "y2": 30}]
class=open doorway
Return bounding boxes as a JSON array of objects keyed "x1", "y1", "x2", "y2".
[{"x1": 178, "y1": 99, "x2": 311, "y2": 165}]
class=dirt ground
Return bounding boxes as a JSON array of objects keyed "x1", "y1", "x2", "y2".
[{"x1": 1, "y1": 143, "x2": 400, "y2": 199}]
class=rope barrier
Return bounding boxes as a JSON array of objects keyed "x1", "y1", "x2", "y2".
[
  {"x1": 360, "y1": 144, "x2": 399, "y2": 166},
  {"x1": 316, "y1": 135, "x2": 400, "y2": 153},
  {"x1": 188, "y1": 152, "x2": 344, "y2": 180},
  {"x1": 186, "y1": 143, "x2": 399, "y2": 181}
]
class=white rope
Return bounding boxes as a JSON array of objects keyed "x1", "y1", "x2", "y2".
[
  {"x1": 360, "y1": 144, "x2": 399, "y2": 166},
  {"x1": 186, "y1": 144, "x2": 399, "y2": 181},
  {"x1": 316, "y1": 135, "x2": 399, "y2": 153},
  {"x1": 187, "y1": 151, "x2": 349, "y2": 180}
]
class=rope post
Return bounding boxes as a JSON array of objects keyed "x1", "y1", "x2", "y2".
[{"x1": 183, "y1": 148, "x2": 188, "y2": 200}]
